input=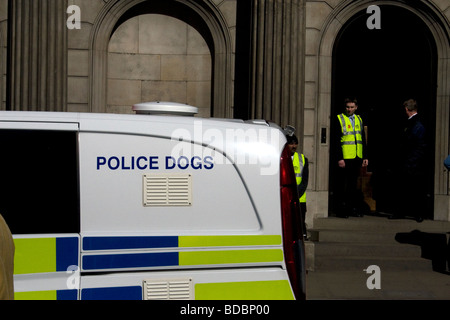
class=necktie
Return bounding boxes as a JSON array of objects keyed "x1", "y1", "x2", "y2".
[{"x1": 349, "y1": 115, "x2": 355, "y2": 128}]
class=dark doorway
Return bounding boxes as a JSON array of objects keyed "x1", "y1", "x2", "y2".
[{"x1": 330, "y1": 6, "x2": 437, "y2": 219}]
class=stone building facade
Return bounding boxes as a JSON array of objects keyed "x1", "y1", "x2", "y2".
[{"x1": 0, "y1": 0, "x2": 449, "y2": 223}]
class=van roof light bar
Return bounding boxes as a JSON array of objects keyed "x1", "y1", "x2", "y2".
[{"x1": 133, "y1": 102, "x2": 198, "y2": 116}]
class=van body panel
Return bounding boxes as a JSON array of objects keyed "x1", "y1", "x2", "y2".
[
  {"x1": 78, "y1": 132, "x2": 261, "y2": 234},
  {"x1": 0, "y1": 111, "x2": 299, "y2": 300},
  {"x1": 79, "y1": 267, "x2": 294, "y2": 300}
]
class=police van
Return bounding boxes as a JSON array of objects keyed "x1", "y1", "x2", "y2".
[{"x1": 1, "y1": 102, "x2": 306, "y2": 300}]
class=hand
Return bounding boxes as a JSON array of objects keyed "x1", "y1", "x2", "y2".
[
  {"x1": 362, "y1": 159, "x2": 369, "y2": 167},
  {"x1": 338, "y1": 160, "x2": 345, "y2": 168}
]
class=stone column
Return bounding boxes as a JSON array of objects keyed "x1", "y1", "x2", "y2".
[
  {"x1": 249, "y1": 0, "x2": 305, "y2": 136},
  {"x1": 8, "y1": 0, "x2": 67, "y2": 111}
]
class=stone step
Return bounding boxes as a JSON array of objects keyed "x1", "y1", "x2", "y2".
[
  {"x1": 310, "y1": 228, "x2": 450, "y2": 246},
  {"x1": 312, "y1": 216, "x2": 450, "y2": 233},
  {"x1": 314, "y1": 242, "x2": 422, "y2": 258},
  {"x1": 308, "y1": 215, "x2": 450, "y2": 273},
  {"x1": 310, "y1": 229, "x2": 399, "y2": 243},
  {"x1": 306, "y1": 270, "x2": 450, "y2": 300},
  {"x1": 314, "y1": 255, "x2": 432, "y2": 272}
]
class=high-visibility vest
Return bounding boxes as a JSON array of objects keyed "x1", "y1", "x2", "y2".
[
  {"x1": 292, "y1": 152, "x2": 306, "y2": 203},
  {"x1": 337, "y1": 113, "x2": 363, "y2": 159}
]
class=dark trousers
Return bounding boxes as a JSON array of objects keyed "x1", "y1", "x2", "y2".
[
  {"x1": 396, "y1": 172, "x2": 426, "y2": 219},
  {"x1": 300, "y1": 202, "x2": 307, "y2": 237},
  {"x1": 335, "y1": 158, "x2": 363, "y2": 215}
]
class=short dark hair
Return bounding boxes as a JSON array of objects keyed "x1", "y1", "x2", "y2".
[
  {"x1": 286, "y1": 134, "x2": 298, "y2": 144},
  {"x1": 403, "y1": 99, "x2": 418, "y2": 111},
  {"x1": 344, "y1": 98, "x2": 358, "y2": 106}
]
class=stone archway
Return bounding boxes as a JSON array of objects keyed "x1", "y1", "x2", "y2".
[
  {"x1": 89, "y1": 0, "x2": 233, "y2": 117},
  {"x1": 107, "y1": 13, "x2": 213, "y2": 116},
  {"x1": 315, "y1": 0, "x2": 450, "y2": 220}
]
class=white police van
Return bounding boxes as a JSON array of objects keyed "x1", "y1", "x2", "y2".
[{"x1": 2, "y1": 102, "x2": 306, "y2": 300}]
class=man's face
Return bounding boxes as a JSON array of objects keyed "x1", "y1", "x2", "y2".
[
  {"x1": 288, "y1": 142, "x2": 297, "y2": 156},
  {"x1": 345, "y1": 102, "x2": 358, "y2": 117},
  {"x1": 404, "y1": 106, "x2": 414, "y2": 117}
]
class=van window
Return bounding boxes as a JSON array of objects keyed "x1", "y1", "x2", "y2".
[{"x1": 0, "y1": 130, "x2": 79, "y2": 234}]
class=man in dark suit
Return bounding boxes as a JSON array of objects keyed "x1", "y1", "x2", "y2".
[{"x1": 391, "y1": 99, "x2": 426, "y2": 222}]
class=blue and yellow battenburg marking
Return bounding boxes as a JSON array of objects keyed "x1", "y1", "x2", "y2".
[
  {"x1": 14, "y1": 290, "x2": 78, "y2": 300},
  {"x1": 14, "y1": 235, "x2": 281, "y2": 273},
  {"x1": 82, "y1": 235, "x2": 283, "y2": 270},
  {"x1": 80, "y1": 235, "x2": 289, "y2": 300},
  {"x1": 14, "y1": 237, "x2": 79, "y2": 275},
  {"x1": 79, "y1": 280, "x2": 295, "y2": 300},
  {"x1": 13, "y1": 235, "x2": 291, "y2": 300},
  {"x1": 13, "y1": 236, "x2": 80, "y2": 300}
]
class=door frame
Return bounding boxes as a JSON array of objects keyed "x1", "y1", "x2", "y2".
[{"x1": 314, "y1": 0, "x2": 450, "y2": 220}]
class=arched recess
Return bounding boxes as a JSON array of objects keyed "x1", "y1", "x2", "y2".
[
  {"x1": 89, "y1": 0, "x2": 233, "y2": 117},
  {"x1": 315, "y1": 0, "x2": 450, "y2": 218}
]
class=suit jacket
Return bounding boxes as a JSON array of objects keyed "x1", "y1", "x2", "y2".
[{"x1": 400, "y1": 114, "x2": 426, "y2": 177}]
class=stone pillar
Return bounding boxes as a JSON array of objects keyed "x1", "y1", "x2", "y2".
[
  {"x1": 249, "y1": 0, "x2": 305, "y2": 137},
  {"x1": 8, "y1": 0, "x2": 67, "y2": 111}
]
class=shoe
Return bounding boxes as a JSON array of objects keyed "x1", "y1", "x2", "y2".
[
  {"x1": 350, "y1": 208, "x2": 363, "y2": 217},
  {"x1": 416, "y1": 217, "x2": 423, "y2": 223}
]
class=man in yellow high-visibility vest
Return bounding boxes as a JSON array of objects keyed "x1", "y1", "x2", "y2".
[
  {"x1": 286, "y1": 134, "x2": 309, "y2": 239},
  {"x1": 333, "y1": 98, "x2": 368, "y2": 218}
]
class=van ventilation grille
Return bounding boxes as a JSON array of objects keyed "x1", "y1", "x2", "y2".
[
  {"x1": 143, "y1": 174, "x2": 192, "y2": 206},
  {"x1": 143, "y1": 278, "x2": 193, "y2": 300}
]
